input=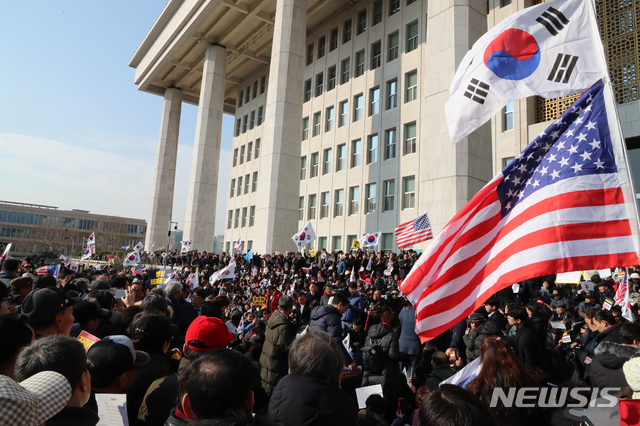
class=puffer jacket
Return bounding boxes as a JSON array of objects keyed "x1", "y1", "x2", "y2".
[
  {"x1": 586, "y1": 341, "x2": 640, "y2": 389},
  {"x1": 259, "y1": 310, "x2": 294, "y2": 395},
  {"x1": 309, "y1": 304, "x2": 351, "y2": 365},
  {"x1": 361, "y1": 324, "x2": 405, "y2": 404},
  {"x1": 463, "y1": 320, "x2": 504, "y2": 361}
]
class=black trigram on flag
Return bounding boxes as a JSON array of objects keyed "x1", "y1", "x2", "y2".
[
  {"x1": 548, "y1": 53, "x2": 579, "y2": 83},
  {"x1": 464, "y1": 79, "x2": 490, "y2": 105},
  {"x1": 536, "y1": 6, "x2": 570, "y2": 36}
]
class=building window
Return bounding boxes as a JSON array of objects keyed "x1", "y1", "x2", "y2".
[
  {"x1": 387, "y1": 79, "x2": 397, "y2": 109},
  {"x1": 389, "y1": 0, "x2": 400, "y2": 15},
  {"x1": 249, "y1": 206, "x2": 255, "y2": 226},
  {"x1": 371, "y1": 41, "x2": 381, "y2": 70},
  {"x1": 503, "y1": 102, "x2": 515, "y2": 131},
  {"x1": 367, "y1": 134, "x2": 378, "y2": 164},
  {"x1": 339, "y1": 100, "x2": 349, "y2": 127},
  {"x1": 304, "y1": 79, "x2": 312, "y2": 102},
  {"x1": 354, "y1": 94, "x2": 363, "y2": 121},
  {"x1": 253, "y1": 81, "x2": 258, "y2": 99},
  {"x1": 501, "y1": 0, "x2": 512, "y2": 6},
  {"x1": 503, "y1": 157, "x2": 515, "y2": 169},
  {"x1": 261, "y1": 76, "x2": 266, "y2": 93},
  {"x1": 315, "y1": 73, "x2": 323, "y2": 97},
  {"x1": 336, "y1": 144, "x2": 346, "y2": 171},
  {"x1": 257, "y1": 106, "x2": 264, "y2": 125},
  {"x1": 381, "y1": 233, "x2": 394, "y2": 250},
  {"x1": 240, "y1": 145, "x2": 245, "y2": 164},
  {"x1": 228, "y1": 210, "x2": 233, "y2": 229},
  {"x1": 357, "y1": 10, "x2": 367, "y2": 35},
  {"x1": 403, "y1": 176, "x2": 415, "y2": 209},
  {"x1": 328, "y1": 66, "x2": 336, "y2": 91},
  {"x1": 330, "y1": 28, "x2": 339, "y2": 51},
  {"x1": 302, "y1": 117, "x2": 309, "y2": 140},
  {"x1": 351, "y1": 139, "x2": 361, "y2": 168},
  {"x1": 242, "y1": 207, "x2": 248, "y2": 227},
  {"x1": 299, "y1": 197, "x2": 305, "y2": 220},
  {"x1": 366, "y1": 183, "x2": 377, "y2": 214},
  {"x1": 318, "y1": 236, "x2": 327, "y2": 250},
  {"x1": 226, "y1": 242, "x2": 230, "y2": 252},
  {"x1": 369, "y1": 87, "x2": 380, "y2": 116},
  {"x1": 237, "y1": 176, "x2": 242, "y2": 196},
  {"x1": 349, "y1": 186, "x2": 360, "y2": 215},
  {"x1": 245, "y1": 174, "x2": 250, "y2": 194},
  {"x1": 355, "y1": 50, "x2": 365, "y2": 77},
  {"x1": 245, "y1": 86, "x2": 250, "y2": 103},
  {"x1": 406, "y1": 71, "x2": 417, "y2": 102},
  {"x1": 250, "y1": 110, "x2": 255, "y2": 129},
  {"x1": 334, "y1": 189, "x2": 344, "y2": 217},
  {"x1": 242, "y1": 115, "x2": 248, "y2": 133},
  {"x1": 307, "y1": 43, "x2": 314, "y2": 65},
  {"x1": 385, "y1": 128, "x2": 396, "y2": 160},
  {"x1": 323, "y1": 148, "x2": 332, "y2": 174},
  {"x1": 321, "y1": 192, "x2": 330, "y2": 218},
  {"x1": 332, "y1": 235, "x2": 342, "y2": 251},
  {"x1": 407, "y1": 22, "x2": 418, "y2": 52},
  {"x1": 234, "y1": 209, "x2": 240, "y2": 228},
  {"x1": 233, "y1": 148, "x2": 238, "y2": 166},
  {"x1": 311, "y1": 152, "x2": 319, "y2": 178},
  {"x1": 230, "y1": 179, "x2": 236, "y2": 198},
  {"x1": 343, "y1": 19, "x2": 352, "y2": 43},
  {"x1": 238, "y1": 91, "x2": 243, "y2": 107},
  {"x1": 384, "y1": 179, "x2": 395, "y2": 211},
  {"x1": 318, "y1": 36, "x2": 326, "y2": 58},
  {"x1": 252, "y1": 172, "x2": 258, "y2": 192},
  {"x1": 326, "y1": 106, "x2": 334, "y2": 132},
  {"x1": 300, "y1": 156, "x2": 307, "y2": 180},
  {"x1": 373, "y1": 0, "x2": 382, "y2": 25},
  {"x1": 236, "y1": 119, "x2": 241, "y2": 136},
  {"x1": 313, "y1": 112, "x2": 321, "y2": 137},
  {"x1": 308, "y1": 194, "x2": 317, "y2": 219},
  {"x1": 388, "y1": 32, "x2": 399, "y2": 62},
  {"x1": 404, "y1": 122, "x2": 417, "y2": 155},
  {"x1": 255, "y1": 139, "x2": 260, "y2": 157},
  {"x1": 247, "y1": 142, "x2": 253, "y2": 161},
  {"x1": 341, "y1": 58, "x2": 350, "y2": 84}
]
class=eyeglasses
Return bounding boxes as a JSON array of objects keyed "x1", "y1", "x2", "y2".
[{"x1": 2, "y1": 298, "x2": 13, "y2": 306}]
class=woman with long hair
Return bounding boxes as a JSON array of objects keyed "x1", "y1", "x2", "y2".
[{"x1": 466, "y1": 337, "x2": 548, "y2": 426}]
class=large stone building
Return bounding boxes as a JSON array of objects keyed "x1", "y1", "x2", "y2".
[
  {"x1": 131, "y1": 0, "x2": 640, "y2": 254},
  {"x1": 0, "y1": 200, "x2": 147, "y2": 257}
]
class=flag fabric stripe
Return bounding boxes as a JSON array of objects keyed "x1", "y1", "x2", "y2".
[
  {"x1": 395, "y1": 213, "x2": 433, "y2": 249},
  {"x1": 402, "y1": 81, "x2": 640, "y2": 342}
]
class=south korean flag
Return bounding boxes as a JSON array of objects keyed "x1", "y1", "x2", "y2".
[
  {"x1": 446, "y1": 0, "x2": 607, "y2": 144},
  {"x1": 291, "y1": 221, "x2": 317, "y2": 252}
]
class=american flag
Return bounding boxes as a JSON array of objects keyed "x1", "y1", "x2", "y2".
[
  {"x1": 132, "y1": 264, "x2": 147, "y2": 276},
  {"x1": 401, "y1": 80, "x2": 640, "y2": 342},
  {"x1": 395, "y1": 213, "x2": 433, "y2": 249},
  {"x1": 615, "y1": 268, "x2": 628, "y2": 306},
  {"x1": 120, "y1": 245, "x2": 130, "y2": 251}
]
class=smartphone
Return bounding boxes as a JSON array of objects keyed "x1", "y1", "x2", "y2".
[
  {"x1": 116, "y1": 290, "x2": 126, "y2": 299},
  {"x1": 449, "y1": 352, "x2": 457, "y2": 362}
]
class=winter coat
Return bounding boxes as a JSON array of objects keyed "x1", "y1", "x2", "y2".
[
  {"x1": 259, "y1": 374, "x2": 358, "y2": 426},
  {"x1": 587, "y1": 341, "x2": 640, "y2": 388},
  {"x1": 309, "y1": 304, "x2": 351, "y2": 364},
  {"x1": 397, "y1": 309, "x2": 421, "y2": 357},
  {"x1": 343, "y1": 294, "x2": 365, "y2": 323},
  {"x1": 464, "y1": 320, "x2": 504, "y2": 361},
  {"x1": 513, "y1": 321, "x2": 547, "y2": 370},
  {"x1": 596, "y1": 322, "x2": 622, "y2": 345},
  {"x1": 361, "y1": 324, "x2": 405, "y2": 406},
  {"x1": 424, "y1": 364, "x2": 457, "y2": 389},
  {"x1": 576, "y1": 301, "x2": 601, "y2": 319},
  {"x1": 259, "y1": 310, "x2": 295, "y2": 395}
]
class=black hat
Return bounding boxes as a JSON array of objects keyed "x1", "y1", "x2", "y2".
[
  {"x1": 22, "y1": 288, "x2": 79, "y2": 328},
  {"x1": 584, "y1": 291, "x2": 596, "y2": 299},
  {"x1": 469, "y1": 312, "x2": 485, "y2": 321},
  {"x1": 555, "y1": 302, "x2": 566, "y2": 308},
  {"x1": 87, "y1": 335, "x2": 150, "y2": 388},
  {"x1": 73, "y1": 297, "x2": 111, "y2": 325},
  {"x1": 89, "y1": 280, "x2": 109, "y2": 291}
]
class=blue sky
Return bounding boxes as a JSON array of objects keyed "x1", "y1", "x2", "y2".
[{"x1": 0, "y1": 1, "x2": 234, "y2": 235}]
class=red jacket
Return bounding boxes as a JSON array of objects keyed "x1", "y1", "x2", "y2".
[{"x1": 264, "y1": 291, "x2": 281, "y2": 319}]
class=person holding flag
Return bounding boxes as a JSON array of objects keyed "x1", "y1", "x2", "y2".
[{"x1": 291, "y1": 222, "x2": 316, "y2": 252}]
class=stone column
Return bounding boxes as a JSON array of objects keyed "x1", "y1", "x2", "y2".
[
  {"x1": 253, "y1": 0, "x2": 306, "y2": 254},
  {"x1": 419, "y1": 0, "x2": 492, "y2": 236},
  {"x1": 184, "y1": 44, "x2": 227, "y2": 252},
  {"x1": 145, "y1": 88, "x2": 182, "y2": 252}
]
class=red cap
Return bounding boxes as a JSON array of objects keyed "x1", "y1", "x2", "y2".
[{"x1": 185, "y1": 316, "x2": 234, "y2": 352}]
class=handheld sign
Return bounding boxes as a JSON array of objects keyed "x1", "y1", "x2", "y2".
[{"x1": 77, "y1": 331, "x2": 100, "y2": 352}]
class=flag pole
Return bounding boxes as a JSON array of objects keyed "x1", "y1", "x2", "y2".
[{"x1": 587, "y1": 0, "x2": 640, "y2": 260}]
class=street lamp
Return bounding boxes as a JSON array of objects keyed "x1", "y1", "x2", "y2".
[{"x1": 166, "y1": 221, "x2": 178, "y2": 267}]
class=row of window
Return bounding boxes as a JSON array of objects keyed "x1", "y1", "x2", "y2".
[
  {"x1": 235, "y1": 107, "x2": 265, "y2": 137},
  {"x1": 225, "y1": 240, "x2": 253, "y2": 253},
  {"x1": 304, "y1": 27, "x2": 418, "y2": 101},
  {"x1": 300, "y1": 124, "x2": 416, "y2": 180},
  {"x1": 298, "y1": 176, "x2": 415, "y2": 222},
  {"x1": 227, "y1": 206, "x2": 256, "y2": 229},
  {"x1": 303, "y1": 74, "x2": 417, "y2": 140},
  {"x1": 312, "y1": 233, "x2": 396, "y2": 252},
  {"x1": 0, "y1": 211, "x2": 146, "y2": 235},
  {"x1": 232, "y1": 139, "x2": 261, "y2": 167},
  {"x1": 230, "y1": 172, "x2": 259, "y2": 197},
  {"x1": 237, "y1": 75, "x2": 267, "y2": 108},
  {"x1": 306, "y1": 0, "x2": 418, "y2": 67}
]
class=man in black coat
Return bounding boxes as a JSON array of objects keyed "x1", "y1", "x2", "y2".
[
  {"x1": 508, "y1": 304, "x2": 546, "y2": 370},
  {"x1": 484, "y1": 296, "x2": 507, "y2": 331},
  {"x1": 587, "y1": 322, "x2": 640, "y2": 388},
  {"x1": 176, "y1": 288, "x2": 214, "y2": 335}
]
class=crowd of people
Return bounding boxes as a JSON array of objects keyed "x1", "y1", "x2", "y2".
[{"x1": 1, "y1": 249, "x2": 640, "y2": 425}]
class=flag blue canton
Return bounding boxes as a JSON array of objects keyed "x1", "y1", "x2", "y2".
[
  {"x1": 497, "y1": 80, "x2": 616, "y2": 217},
  {"x1": 414, "y1": 214, "x2": 431, "y2": 231}
]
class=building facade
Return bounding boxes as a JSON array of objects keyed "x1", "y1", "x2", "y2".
[{"x1": 0, "y1": 200, "x2": 147, "y2": 257}]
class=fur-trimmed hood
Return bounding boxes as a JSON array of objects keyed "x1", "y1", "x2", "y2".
[{"x1": 594, "y1": 341, "x2": 640, "y2": 370}]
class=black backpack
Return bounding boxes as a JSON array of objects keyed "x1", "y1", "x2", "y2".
[{"x1": 361, "y1": 340, "x2": 385, "y2": 373}]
